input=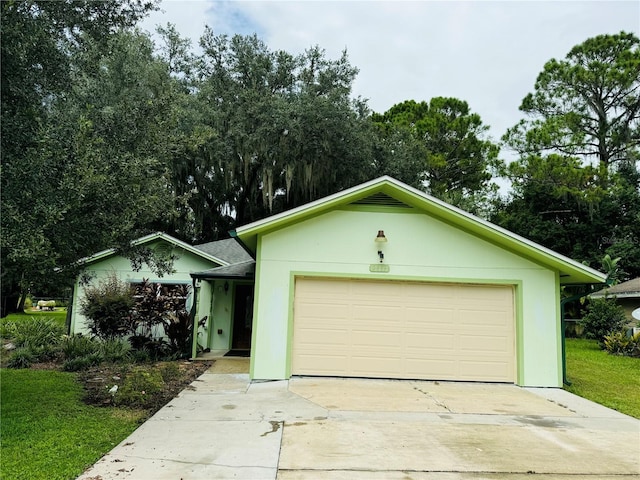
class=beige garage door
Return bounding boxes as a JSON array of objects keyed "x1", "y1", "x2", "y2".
[{"x1": 292, "y1": 278, "x2": 515, "y2": 382}]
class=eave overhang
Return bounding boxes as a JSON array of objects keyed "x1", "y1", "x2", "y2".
[
  {"x1": 232, "y1": 176, "x2": 606, "y2": 286},
  {"x1": 77, "y1": 232, "x2": 229, "y2": 267}
]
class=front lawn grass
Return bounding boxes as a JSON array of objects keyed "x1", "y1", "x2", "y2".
[
  {"x1": 2, "y1": 309, "x2": 67, "y2": 328},
  {"x1": 565, "y1": 338, "x2": 640, "y2": 419},
  {"x1": 0, "y1": 368, "x2": 144, "y2": 480}
]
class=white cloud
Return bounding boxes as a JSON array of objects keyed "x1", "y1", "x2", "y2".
[{"x1": 141, "y1": 0, "x2": 640, "y2": 144}]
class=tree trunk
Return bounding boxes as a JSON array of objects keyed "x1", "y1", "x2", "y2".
[{"x1": 1, "y1": 291, "x2": 21, "y2": 318}]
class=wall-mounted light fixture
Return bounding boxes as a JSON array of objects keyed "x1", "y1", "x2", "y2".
[
  {"x1": 224, "y1": 281, "x2": 230, "y2": 294},
  {"x1": 374, "y1": 230, "x2": 388, "y2": 263}
]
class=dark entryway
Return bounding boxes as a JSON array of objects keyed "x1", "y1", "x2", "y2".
[{"x1": 231, "y1": 284, "x2": 253, "y2": 350}]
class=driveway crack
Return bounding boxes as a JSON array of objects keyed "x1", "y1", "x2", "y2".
[{"x1": 413, "y1": 385, "x2": 452, "y2": 412}]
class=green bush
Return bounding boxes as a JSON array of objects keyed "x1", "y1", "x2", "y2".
[
  {"x1": 61, "y1": 335, "x2": 100, "y2": 360},
  {"x1": 130, "y1": 347, "x2": 152, "y2": 363},
  {"x1": 128, "y1": 334, "x2": 171, "y2": 360},
  {"x1": 99, "y1": 338, "x2": 132, "y2": 363},
  {"x1": 6, "y1": 348, "x2": 35, "y2": 368},
  {"x1": 2, "y1": 318, "x2": 64, "y2": 363},
  {"x1": 80, "y1": 272, "x2": 135, "y2": 340},
  {"x1": 1, "y1": 322, "x2": 17, "y2": 339},
  {"x1": 604, "y1": 331, "x2": 640, "y2": 358},
  {"x1": 115, "y1": 367, "x2": 165, "y2": 408},
  {"x1": 580, "y1": 297, "x2": 627, "y2": 342},
  {"x1": 7, "y1": 317, "x2": 64, "y2": 349},
  {"x1": 26, "y1": 343, "x2": 60, "y2": 362},
  {"x1": 62, "y1": 352, "x2": 104, "y2": 372}
]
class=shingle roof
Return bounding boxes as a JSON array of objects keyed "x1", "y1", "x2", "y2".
[
  {"x1": 76, "y1": 232, "x2": 228, "y2": 266},
  {"x1": 194, "y1": 238, "x2": 253, "y2": 265},
  {"x1": 191, "y1": 260, "x2": 255, "y2": 280},
  {"x1": 591, "y1": 277, "x2": 640, "y2": 299}
]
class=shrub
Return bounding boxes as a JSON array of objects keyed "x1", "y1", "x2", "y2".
[
  {"x1": 114, "y1": 367, "x2": 165, "y2": 408},
  {"x1": 80, "y1": 272, "x2": 135, "y2": 340},
  {"x1": 27, "y1": 343, "x2": 60, "y2": 362},
  {"x1": 164, "y1": 309, "x2": 193, "y2": 357},
  {"x1": 6, "y1": 348, "x2": 35, "y2": 368},
  {"x1": 128, "y1": 334, "x2": 171, "y2": 360},
  {"x1": 604, "y1": 331, "x2": 640, "y2": 358},
  {"x1": 61, "y1": 335, "x2": 100, "y2": 360},
  {"x1": 2, "y1": 318, "x2": 64, "y2": 362},
  {"x1": 580, "y1": 297, "x2": 627, "y2": 342},
  {"x1": 131, "y1": 280, "x2": 192, "y2": 356},
  {"x1": 62, "y1": 352, "x2": 104, "y2": 372},
  {"x1": 0, "y1": 322, "x2": 17, "y2": 339},
  {"x1": 8, "y1": 317, "x2": 64, "y2": 349},
  {"x1": 99, "y1": 338, "x2": 132, "y2": 363},
  {"x1": 130, "y1": 347, "x2": 151, "y2": 363}
]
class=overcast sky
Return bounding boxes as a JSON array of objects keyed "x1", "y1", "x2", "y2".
[{"x1": 141, "y1": 1, "x2": 640, "y2": 146}]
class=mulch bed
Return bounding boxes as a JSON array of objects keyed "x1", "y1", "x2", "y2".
[
  {"x1": 78, "y1": 360, "x2": 213, "y2": 415},
  {"x1": 28, "y1": 359, "x2": 213, "y2": 417}
]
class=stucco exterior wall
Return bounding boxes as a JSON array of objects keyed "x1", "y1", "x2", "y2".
[
  {"x1": 208, "y1": 280, "x2": 234, "y2": 350},
  {"x1": 70, "y1": 242, "x2": 218, "y2": 336},
  {"x1": 250, "y1": 208, "x2": 562, "y2": 387}
]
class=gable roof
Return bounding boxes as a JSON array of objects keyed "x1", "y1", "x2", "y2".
[
  {"x1": 191, "y1": 260, "x2": 256, "y2": 280},
  {"x1": 232, "y1": 176, "x2": 606, "y2": 285},
  {"x1": 591, "y1": 277, "x2": 640, "y2": 299},
  {"x1": 78, "y1": 232, "x2": 229, "y2": 267},
  {"x1": 194, "y1": 238, "x2": 253, "y2": 264}
]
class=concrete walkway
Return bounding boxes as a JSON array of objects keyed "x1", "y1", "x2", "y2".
[{"x1": 78, "y1": 360, "x2": 640, "y2": 479}]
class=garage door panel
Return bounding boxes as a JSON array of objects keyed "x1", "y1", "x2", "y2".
[
  {"x1": 351, "y1": 356, "x2": 402, "y2": 375},
  {"x1": 294, "y1": 329, "x2": 350, "y2": 347},
  {"x1": 296, "y1": 303, "x2": 349, "y2": 320},
  {"x1": 295, "y1": 354, "x2": 349, "y2": 374},
  {"x1": 406, "y1": 333, "x2": 455, "y2": 350},
  {"x1": 405, "y1": 307, "x2": 455, "y2": 324},
  {"x1": 405, "y1": 358, "x2": 457, "y2": 377},
  {"x1": 459, "y1": 310, "x2": 511, "y2": 327},
  {"x1": 353, "y1": 304, "x2": 400, "y2": 321},
  {"x1": 292, "y1": 278, "x2": 515, "y2": 382},
  {"x1": 460, "y1": 360, "x2": 511, "y2": 380},
  {"x1": 352, "y1": 330, "x2": 402, "y2": 348},
  {"x1": 351, "y1": 280, "x2": 404, "y2": 297},
  {"x1": 405, "y1": 282, "x2": 455, "y2": 299}
]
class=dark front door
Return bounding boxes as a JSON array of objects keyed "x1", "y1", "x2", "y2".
[{"x1": 231, "y1": 284, "x2": 253, "y2": 350}]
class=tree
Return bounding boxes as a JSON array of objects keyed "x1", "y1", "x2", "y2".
[
  {"x1": 1, "y1": 0, "x2": 157, "y2": 171},
  {"x1": 503, "y1": 32, "x2": 640, "y2": 181},
  {"x1": 162, "y1": 32, "x2": 373, "y2": 241},
  {"x1": 0, "y1": 3, "x2": 182, "y2": 317},
  {"x1": 372, "y1": 98, "x2": 500, "y2": 208},
  {"x1": 492, "y1": 155, "x2": 640, "y2": 279}
]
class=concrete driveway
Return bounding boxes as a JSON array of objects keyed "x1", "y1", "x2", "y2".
[{"x1": 79, "y1": 359, "x2": 640, "y2": 480}]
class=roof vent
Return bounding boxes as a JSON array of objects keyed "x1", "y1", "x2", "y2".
[{"x1": 351, "y1": 192, "x2": 412, "y2": 208}]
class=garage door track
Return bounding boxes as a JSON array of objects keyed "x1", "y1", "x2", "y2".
[{"x1": 79, "y1": 360, "x2": 640, "y2": 479}]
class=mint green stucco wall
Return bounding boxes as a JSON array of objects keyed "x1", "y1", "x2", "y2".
[
  {"x1": 250, "y1": 209, "x2": 562, "y2": 387},
  {"x1": 70, "y1": 242, "x2": 218, "y2": 336},
  {"x1": 194, "y1": 280, "x2": 213, "y2": 351},
  {"x1": 208, "y1": 280, "x2": 234, "y2": 350}
]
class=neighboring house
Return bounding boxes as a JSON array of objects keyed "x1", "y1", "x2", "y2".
[
  {"x1": 590, "y1": 277, "x2": 640, "y2": 325},
  {"x1": 194, "y1": 176, "x2": 606, "y2": 388},
  {"x1": 69, "y1": 232, "x2": 244, "y2": 338}
]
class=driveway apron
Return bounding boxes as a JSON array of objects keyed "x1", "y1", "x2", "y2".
[{"x1": 78, "y1": 361, "x2": 640, "y2": 480}]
